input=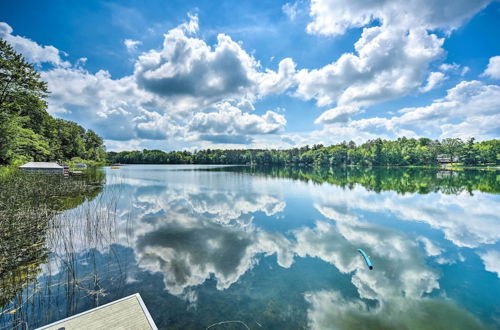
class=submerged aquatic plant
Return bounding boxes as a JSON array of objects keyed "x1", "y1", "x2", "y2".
[{"x1": 0, "y1": 169, "x2": 106, "y2": 327}]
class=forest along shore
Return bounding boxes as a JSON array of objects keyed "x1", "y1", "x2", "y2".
[{"x1": 107, "y1": 137, "x2": 499, "y2": 167}]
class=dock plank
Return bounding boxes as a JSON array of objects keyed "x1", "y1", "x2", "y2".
[{"x1": 37, "y1": 294, "x2": 157, "y2": 330}]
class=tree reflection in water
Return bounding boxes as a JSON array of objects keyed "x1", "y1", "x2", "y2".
[{"x1": 215, "y1": 166, "x2": 500, "y2": 195}]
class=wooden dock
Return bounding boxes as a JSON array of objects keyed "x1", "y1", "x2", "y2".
[{"x1": 37, "y1": 293, "x2": 158, "y2": 330}]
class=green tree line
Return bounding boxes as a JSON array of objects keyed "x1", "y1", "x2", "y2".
[
  {"x1": 108, "y1": 137, "x2": 499, "y2": 166},
  {"x1": 219, "y1": 166, "x2": 500, "y2": 195},
  {"x1": 0, "y1": 39, "x2": 106, "y2": 165}
]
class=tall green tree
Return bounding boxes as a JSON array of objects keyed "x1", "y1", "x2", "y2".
[
  {"x1": 0, "y1": 38, "x2": 106, "y2": 165},
  {"x1": 0, "y1": 39, "x2": 50, "y2": 164},
  {"x1": 461, "y1": 138, "x2": 479, "y2": 165},
  {"x1": 440, "y1": 138, "x2": 464, "y2": 162},
  {"x1": 0, "y1": 39, "x2": 48, "y2": 110},
  {"x1": 83, "y1": 129, "x2": 106, "y2": 161},
  {"x1": 0, "y1": 114, "x2": 50, "y2": 164}
]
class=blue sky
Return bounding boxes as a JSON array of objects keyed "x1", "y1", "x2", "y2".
[{"x1": 1, "y1": 0, "x2": 499, "y2": 151}]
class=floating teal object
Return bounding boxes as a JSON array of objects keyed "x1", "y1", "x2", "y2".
[{"x1": 358, "y1": 249, "x2": 373, "y2": 270}]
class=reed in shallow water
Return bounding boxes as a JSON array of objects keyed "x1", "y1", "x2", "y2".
[{"x1": 0, "y1": 169, "x2": 104, "y2": 314}]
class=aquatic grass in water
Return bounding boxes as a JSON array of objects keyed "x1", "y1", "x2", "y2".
[{"x1": 0, "y1": 169, "x2": 105, "y2": 327}]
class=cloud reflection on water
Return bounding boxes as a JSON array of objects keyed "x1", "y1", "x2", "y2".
[
  {"x1": 121, "y1": 180, "x2": 292, "y2": 296},
  {"x1": 44, "y1": 166, "x2": 498, "y2": 328},
  {"x1": 305, "y1": 291, "x2": 488, "y2": 330},
  {"x1": 123, "y1": 177, "x2": 490, "y2": 328},
  {"x1": 313, "y1": 185, "x2": 500, "y2": 248},
  {"x1": 301, "y1": 204, "x2": 488, "y2": 329}
]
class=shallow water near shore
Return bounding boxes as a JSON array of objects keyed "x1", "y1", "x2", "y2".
[{"x1": 1, "y1": 165, "x2": 500, "y2": 329}]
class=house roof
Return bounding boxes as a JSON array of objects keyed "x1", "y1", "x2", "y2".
[{"x1": 19, "y1": 162, "x2": 64, "y2": 169}]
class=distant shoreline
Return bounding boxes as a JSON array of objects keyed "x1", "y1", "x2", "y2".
[{"x1": 105, "y1": 163, "x2": 500, "y2": 170}]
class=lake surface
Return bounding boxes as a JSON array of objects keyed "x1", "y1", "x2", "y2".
[{"x1": 1, "y1": 165, "x2": 500, "y2": 329}]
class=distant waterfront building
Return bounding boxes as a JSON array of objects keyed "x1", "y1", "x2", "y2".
[
  {"x1": 75, "y1": 163, "x2": 87, "y2": 169},
  {"x1": 436, "y1": 154, "x2": 460, "y2": 164},
  {"x1": 19, "y1": 162, "x2": 64, "y2": 174}
]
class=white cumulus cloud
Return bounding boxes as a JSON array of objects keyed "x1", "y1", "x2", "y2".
[
  {"x1": 187, "y1": 102, "x2": 286, "y2": 144},
  {"x1": 124, "y1": 39, "x2": 142, "y2": 52},
  {"x1": 296, "y1": 26, "x2": 444, "y2": 108},
  {"x1": 298, "y1": 0, "x2": 493, "y2": 125},
  {"x1": 0, "y1": 22, "x2": 70, "y2": 67},
  {"x1": 306, "y1": 0, "x2": 491, "y2": 36},
  {"x1": 3, "y1": 16, "x2": 291, "y2": 149},
  {"x1": 482, "y1": 55, "x2": 500, "y2": 79},
  {"x1": 307, "y1": 80, "x2": 500, "y2": 144},
  {"x1": 314, "y1": 105, "x2": 360, "y2": 124},
  {"x1": 420, "y1": 71, "x2": 447, "y2": 93}
]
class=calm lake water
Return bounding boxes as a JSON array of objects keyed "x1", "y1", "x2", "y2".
[{"x1": 1, "y1": 165, "x2": 500, "y2": 329}]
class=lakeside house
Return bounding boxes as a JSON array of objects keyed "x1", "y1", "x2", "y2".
[
  {"x1": 19, "y1": 162, "x2": 64, "y2": 174},
  {"x1": 436, "y1": 154, "x2": 460, "y2": 164},
  {"x1": 76, "y1": 163, "x2": 87, "y2": 169}
]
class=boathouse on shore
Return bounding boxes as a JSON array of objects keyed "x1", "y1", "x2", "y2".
[{"x1": 19, "y1": 162, "x2": 64, "y2": 174}]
